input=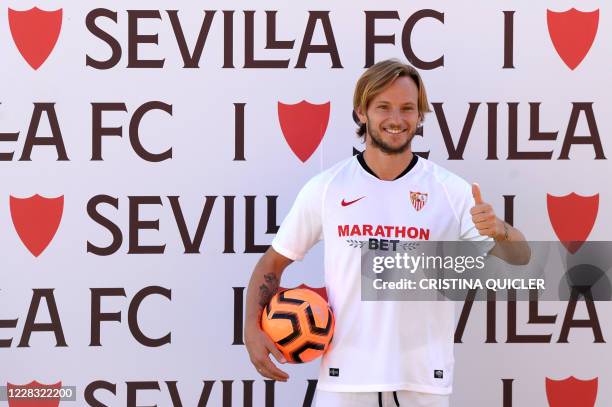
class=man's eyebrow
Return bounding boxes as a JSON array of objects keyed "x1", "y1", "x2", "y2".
[{"x1": 374, "y1": 101, "x2": 416, "y2": 106}]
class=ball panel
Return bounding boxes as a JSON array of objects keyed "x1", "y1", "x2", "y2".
[
  {"x1": 271, "y1": 312, "x2": 301, "y2": 346},
  {"x1": 276, "y1": 289, "x2": 306, "y2": 305},
  {"x1": 291, "y1": 341, "x2": 326, "y2": 363},
  {"x1": 261, "y1": 311, "x2": 296, "y2": 343},
  {"x1": 304, "y1": 305, "x2": 333, "y2": 336}
]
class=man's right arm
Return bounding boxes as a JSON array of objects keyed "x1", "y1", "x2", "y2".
[
  {"x1": 244, "y1": 171, "x2": 327, "y2": 380},
  {"x1": 244, "y1": 247, "x2": 294, "y2": 381}
]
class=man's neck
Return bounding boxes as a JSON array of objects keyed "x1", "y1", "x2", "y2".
[{"x1": 362, "y1": 146, "x2": 414, "y2": 181}]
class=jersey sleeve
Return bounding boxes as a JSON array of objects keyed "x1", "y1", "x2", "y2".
[{"x1": 271, "y1": 175, "x2": 324, "y2": 261}]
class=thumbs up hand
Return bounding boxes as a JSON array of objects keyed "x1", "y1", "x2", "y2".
[{"x1": 470, "y1": 183, "x2": 506, "y2": 240}]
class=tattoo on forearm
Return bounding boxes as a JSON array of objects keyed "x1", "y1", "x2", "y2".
[{"x1": 258, "y1": 273, "x2": 279, "y2": 307}]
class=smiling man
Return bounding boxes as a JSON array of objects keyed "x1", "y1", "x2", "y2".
[{"x1": 244, "y1": 59, "x2": 529, "y2": 407}]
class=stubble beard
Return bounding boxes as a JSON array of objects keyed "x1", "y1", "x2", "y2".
[{"x1": 366, "y1": 120, "x2": 416, "y2": 155}]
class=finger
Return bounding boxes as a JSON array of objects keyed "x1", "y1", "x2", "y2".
[
  {"x1": 474, "y1": 223, "x2": 495, "y2": 233},
  {"x1": 257, "y1": 365, "x2": 281, "y2": 381},
  {"x1": 478, "y1": 227, "x2": 495, "y2": 237},
  {"x1": 472, "y1": 213, "x2": 494, "y2": 224},
  {"x1": 472, "y1": 214, "x2": 486, "y2": 224},
  {"x1": 254, "y1": 358, "x2": 284, "y2": 381},
  {"x1": 258, "y1": 367, "x2": 281, "y2": 381},
  {"x1": 471, "y1": 202, "x2": 494, "y2": 215},
  {"x1": 260, "y1": 357, "x2": 289, "y2": 381},
  {"x1": 472, "y1": 183, "x2": 484, "y2": 205},
  {"x1": 470, "y1": 205, "x2": 488, "y2": 216},
  {"x1": 265, "y1": 338, "x2": 287, "y2": 364}
]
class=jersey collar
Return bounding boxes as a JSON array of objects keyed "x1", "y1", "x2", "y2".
[{"x1": 356, "y1": 151, "x2": 419, "y2": 181}]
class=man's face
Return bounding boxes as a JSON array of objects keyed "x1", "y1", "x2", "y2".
[{"x1": 357, "y1": 76, "x2": 421, "y2": 155}]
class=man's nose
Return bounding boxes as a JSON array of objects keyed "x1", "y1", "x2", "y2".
[{"x1": 388, "y1": 108, "x2": 402, "y2": 123}]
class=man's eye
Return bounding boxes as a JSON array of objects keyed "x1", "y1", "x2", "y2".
[
  {"x1": 402, "y1": 107, "x2": 414, "y2": 112},
  {"x1": 378, "y1": 106, "x2": 388, "y2": 110}
]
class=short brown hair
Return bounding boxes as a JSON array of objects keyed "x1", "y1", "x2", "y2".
[{"x1": 352, "y1": 59, "x2": 431, "y2": 138}]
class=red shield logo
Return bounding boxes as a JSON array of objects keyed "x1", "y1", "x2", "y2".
[
  {"x1": 7, "y1": 381, "x2": 62, "y2": 407},
  {"x1": 278, "y1": 101, "x2": 330, "y2": 162},
  {"x1": 410, "y1": 191, "x2": 428, "y2": 211},
  {"x1": 547, "y1": 193, "x2": 598, "y2": 254},
  {"x1": 546, "y1": 377, "x2": 598, "y2": 407},
  {"x1": 547, "y1": 8, "x2": 599, "y2": 70},
  {"x1": 10, "y1": 195, "x2": 64, "y2": 257},
  {"x1": 8, "y1": 7, "x2": 63, "y2": 70}
]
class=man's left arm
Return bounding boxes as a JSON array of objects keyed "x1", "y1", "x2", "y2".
[{"x1": 470, "y1": 183, "x2": 531, "y2": 265}]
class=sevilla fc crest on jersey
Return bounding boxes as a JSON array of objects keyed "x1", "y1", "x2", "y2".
[
  {"x1": 546, "y1": 8, "x2": 599, "y2": 70},
  {"x1": 545, "y1": 376, "x2": 598, "y2": 407},
  {"x1": 8, "y1": 7, "x2": 63, "y2": 70},
  {"x1": 410, "y1": 191, "x2": 428, "y2": 211},
  {"x1": 277, "y1": 100, "x2": 330, "y2": 162},
  {"x1": 7, "y1": 381, "x2": 62, "y2": 407}
]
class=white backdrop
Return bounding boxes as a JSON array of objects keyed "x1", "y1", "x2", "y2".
[{"x1": 0, "y1": 1, "x2": 610, "y2": 406}]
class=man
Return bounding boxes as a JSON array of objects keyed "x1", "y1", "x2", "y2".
[{"x1": 244, "y1": 59, "x2": 529, "y2": 406}]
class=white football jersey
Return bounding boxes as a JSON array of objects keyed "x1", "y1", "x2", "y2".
[{"x1": 272, "y1": 154, "x2": 493, "y2": 394}]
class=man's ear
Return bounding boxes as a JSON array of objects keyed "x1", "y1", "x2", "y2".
[{"x1": 355, "y1": 106, "x2": 367, "y2": 124}]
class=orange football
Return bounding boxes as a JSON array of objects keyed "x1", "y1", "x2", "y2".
[{"x1": 261, "y1": 288, "x2": 334, "y2": 363}]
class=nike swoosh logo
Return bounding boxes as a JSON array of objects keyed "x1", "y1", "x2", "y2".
[{"x1": 341, "y1": 196, "x2": 365, "y2": 207}]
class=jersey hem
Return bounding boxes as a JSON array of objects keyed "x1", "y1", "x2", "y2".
[{"x1": 316, "y1": 382, "x2": 452, "y2": 395}]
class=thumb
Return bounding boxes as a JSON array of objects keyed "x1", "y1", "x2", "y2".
[{"x1": 472, "y1": 183, "x2": 484, "y2": 205}]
